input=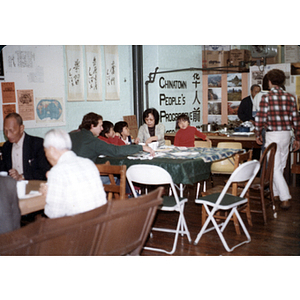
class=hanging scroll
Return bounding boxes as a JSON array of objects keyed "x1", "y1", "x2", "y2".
[{"x1": 104, "y1": 45, "x2": 120, "y2": 100}]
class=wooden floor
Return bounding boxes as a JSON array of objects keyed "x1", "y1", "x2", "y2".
[{"x1": 141, "y1": 173, "x2": 300, "y2": 256}]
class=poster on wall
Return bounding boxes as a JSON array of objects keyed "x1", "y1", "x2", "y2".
[
  {"x1": 207, "y1": 74, "x2": 222, "y2": 124},
  {"x1": 1, "y1": 82, "x2": 16, "y2": 103},
  {"x1": 4, "y1": 46, "x2": 36, "y2": 73},
  {"x1": 0, "y1": 45, "x2": 66, "y2": 131},
  {"x1": 2, "y1": 104, "x2": 16, "y2": 120},
  {"x1": 250, "y1": 63, "x2": 291, "y2": 88},
  {"x1": 65, "y1": 45, "x2": 84, "y2": 101},
  {"x1": 85, "y1": 45, "x2": 102, "y2": 101},
  {"x1": 35, "y1": 97, "x2": 64, "y2": 123},
  {"x1": 104, "y1": 45, "x2": 120, "y2": 100},
  {"x1": 149, "y1": 70, "x2": 202, "y2": 133},
  {"x1": 17, "y1": 89, "x2": 35, "y2": 121},
  {"x1": 227, "y1": 73, "x2": 242, "y2": 121}
]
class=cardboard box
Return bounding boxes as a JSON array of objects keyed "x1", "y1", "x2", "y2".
[
  {"x1": 285, "y1": 45, "x2": 300, "y2": 63},
  {"x1": 202, "y1": 50, "x2": 229, "y2": 74},
  {"x1": 291, "y1": 63, "x2": 300, "y2": 75},
  {"x1": 229, "y1": 49, "x2": 251, "y2": 72}
]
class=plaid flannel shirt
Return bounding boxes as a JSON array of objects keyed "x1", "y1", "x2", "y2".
[{"x1": 255, "y1": 87, "x2": 300, "y2": 141}]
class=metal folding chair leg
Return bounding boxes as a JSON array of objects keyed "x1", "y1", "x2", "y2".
[{"x1": 194, "y1": 205, "x2": 251, "y2": 252}]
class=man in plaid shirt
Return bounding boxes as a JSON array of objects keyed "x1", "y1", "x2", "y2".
[{"x1": 255, "y1": 69, "x2": 300, "y2": 210}]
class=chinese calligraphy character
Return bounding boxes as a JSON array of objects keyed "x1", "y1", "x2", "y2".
[
  {"x1": 192, "y1": 90, "x2": 201, "y2": 105},
  {"x1": 88, "y1": 56, "x2": 98, "y2": 90},
  {"x1": 106, "y1": 60, "x2": 116, "y2": 86},
  {"x1": 69, "y1": 59, "x2": 81, "y2": 86},
  {"x1": 192, "y1": 107, "x2": 201, "y2": 122},
  {"x1": 192, "y1": 73, "x2": 201, "y2": 88}
]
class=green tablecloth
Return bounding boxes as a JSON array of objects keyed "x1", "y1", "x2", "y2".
[
  {"x1": 95, "y1": 147, "x2": 243, "y2": 185},
  {"x1": 96, "y1": 155, "x2": 212, "y2": 185}
]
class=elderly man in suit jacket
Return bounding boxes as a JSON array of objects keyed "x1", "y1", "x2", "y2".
[
  {"x1": 238, "y1": 84, "x2": 261, "y2": 123},
  {"x1": 0, "y1": 175, "x2": 21, "y2": 234},
  {"x1": 0, "y1": 113, "x2": 50, "y2": 181}
]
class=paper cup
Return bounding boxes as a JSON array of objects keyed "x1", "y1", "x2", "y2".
[
  {"x1": 0, "y1": 171, "x2": 8, "y2": 176},
  {"x1": 17, "y1": 180, "x2": 28, "y2": 198},
  {"x1": 148, "y1": 141, "x2": 159, "y2": 151}
]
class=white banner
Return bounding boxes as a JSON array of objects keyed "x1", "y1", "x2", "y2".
[{"x1": 148, "y1": 70, "x2": 202, "y2": 133}]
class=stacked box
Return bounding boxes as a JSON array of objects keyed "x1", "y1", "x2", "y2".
[
  {"x1": 202, "y1": 50, "x2": 229, "y2": 74},
  {"x1": 285, "y1": 45, "x2": 300, "y2": 63},
  {"x1": 229, "y1": 49, "x2": 251, "y2": 72}
]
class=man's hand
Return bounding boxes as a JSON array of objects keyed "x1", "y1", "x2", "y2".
[
  {"x1": 292, "y1": 140, "x2": 300, "y2": 152},
  {"x1": 256, "y1": 136, "x2": 263, "y2": 145},
  {"x1": 8, "y1": 169, "x2": 23, "y2": 181},
  {"x1": 142, "y1": 145, "x2": 155, "y2": 156}
]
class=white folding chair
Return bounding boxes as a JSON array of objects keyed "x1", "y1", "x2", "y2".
[
  {"x1": 126, "y1": 164, "x2": 191, "y2": 255},
  {"x1": 194, "y1": 160, "x2": 260, "y2": 252}
]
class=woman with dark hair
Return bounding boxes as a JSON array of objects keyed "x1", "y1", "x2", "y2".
[{"x1": 135, "y1": 108, "x2": 165, "y2": 146}]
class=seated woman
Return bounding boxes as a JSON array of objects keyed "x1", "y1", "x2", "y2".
[
  {"x1": 135, "y1": 108, "x2": 165, "y2": 147},
  {"x1": 98, "y1": 121, "x2": 125, "y2": 146}
]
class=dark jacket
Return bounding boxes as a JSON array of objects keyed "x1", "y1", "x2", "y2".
[
  {"x1": 238, "y1": 96, "x2": 254, "y2": 122},
  {"x1": 0, "y1": 176, "x2": 21, "y2": 235},
  {"x1": 69, "y1": 128, "x2": 143, "y2": 162},
  {"x1": 0, "y1": 132, "x2": 50, "y2": 180}
]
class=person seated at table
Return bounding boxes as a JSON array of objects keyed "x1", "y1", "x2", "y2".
[
  {"x1": 114, "y1": 121, "x2": 134, "y2": 145},
  {"x1": 69, "y1": 112, "x2": 154, "y2": 163},
  {"x1": 174, "y1": 114, "x2": 210, "y2": 147},
  {"x1": 0, "y1": 175, "x2": 21, "y2": 234},
  {"x1": 135, "y1": 108, "x2": 165, "y2": 147},
  {"x1": 40, "y1": 129, "x2": 107, "y2": 219},
  {"x1": 0, "y1": 112, "x2": 50, "y2": 181},
  {"x1": 98, "y1": 121, "x2": 125, "y2": 146}
]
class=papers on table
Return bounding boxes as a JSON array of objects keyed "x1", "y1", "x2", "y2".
[
  {"x1": 170, "y1": 151, "x2": 199, "y2": 157},
  {"x1": 230, "y1": 132, "x2": 254, "y2": 136},
  {"x1": 128, "y1": 153, "x2": 153, "y2": 160}
]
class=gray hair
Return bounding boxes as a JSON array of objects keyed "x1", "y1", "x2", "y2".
[{"x1": 44, "y1": 129, "x2": 72, "y2": 150}]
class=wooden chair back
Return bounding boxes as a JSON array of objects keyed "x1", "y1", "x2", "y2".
[
  {"x1": 0, "y1": 188, "x2": 164, "y2": 256},
  {"x1": 164, "y1": 139, "x2": 172, "y2": 146},
  {"x1": 211, "y1": 142, "x2": 243, "y2": 174},
  {"x1": 96, "y1": 161, "x2": 127, "y2": 200},
  {"x1": 194, "y1": 140, "x2": 212, "y2": 148},
  {"x1": 248, "y1": 142, "x2": 277, "y2": 223},
  {"x1": 232, "y1": 149, "x2": 253, "y2": 195},
  {"x1": 291, "y1": 150, "x2": 300, "y2": 174}
]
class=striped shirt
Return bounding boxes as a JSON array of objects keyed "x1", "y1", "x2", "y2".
[{"x1": 255, "y1": 87, "x2": 300, "y2": 141}]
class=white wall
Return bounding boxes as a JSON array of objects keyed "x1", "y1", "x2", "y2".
[
  {"x1": 143, "y1": 45, "x2": 203, "y2": 132},
  {"x1": 0, "y1": 45, "x2": 135, "y2": 142}
]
